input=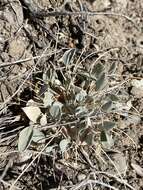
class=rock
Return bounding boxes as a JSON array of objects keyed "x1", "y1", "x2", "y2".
[
  {"x1": 131, "y1": 87, "x2": 143, "y2": 98},
  {"x1": 77, "y1": 173, "x2": 86, "y2": 181},
  {"x1": 1, "y1": 52, "x2": 9, "y2": 62},
  {"x1": 0, "y1": 0, "x2": 23, "y2": 55},
  {"x1": 9, "y1": 37, "x2": 26, "y2": 59},
  {"x1": 131, "y1": 163, "x2": 143, "y2": 177},
  {"x1": 131, "y1": 79, "x2": 143, "y2": 98},
  {"x1": 125, "y1": 115, "x2": 141, "y2": 125},
  {"x1": 116, "y1": 0, "x2": 128, "y2": 10},
  {"x1": 3, "y1": 0, "x2": 23, "y2": 28},
  {"x1": 113, "y1": 153, "x2": 127, "y2": 174},
  {"x1": 92, "y1": 0, "x2": 111, "y2": 11}
]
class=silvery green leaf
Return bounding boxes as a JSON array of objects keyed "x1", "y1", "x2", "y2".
[
  {"x1": 42, "y1": 73, "x2": 47, "y2": 81},
  {"x1": 18, "y1": 126, "x2": 33, "y2": 151},
  {"x1": 49, "y1": 101, "x2": 63, "y2": 119},
  {"x1": 39, "y1": 84, "x2": 48, "y2": 96},
  {"x1": 96, "y1": 73, "x2": 107, "y2": 91},
  {"x1": 73, "y1": 85, "x2": 82, "y2": 93},
  {"x1": 92, "y1": 63, "x2": 104, "y2": 78},
  {"x1": 22, "y1": 106, "x2": 41, "y2": 123},
  {"x1": 98, "y1": 121, "x2": 116, "y2": 131},
  {"x1": 102, "y1": 100, "x2": 112, "y2": 112},
  {"x1": 55, "y1": 79, "x2": 61, "y2": 86},
  {"x1": 51, "y1": 70, "x2": 57, "y2": 84},
  {"x1": 59, "y1": 139, "x2": 70, "y2": 153},
  {"x1": 63, "y1": 49, "x2": 76, "y2": 65},
  {"x1": 32, "y1": 129, "x2": 45, "y2": 143},
  {"x1": 101, "y1": 131, "x2": 114, "y2": 149},
  {"x1": 85, "y1": 95, "x2": 94, "y2": 104},
  {"x1": 43, "y1": 91, "x2": 54, "y2": 108},
  {"x1": 108, "y1": 62, "x2": 117, "y2": 74},
  {"x1": 80, "y1": 129, "x2": 93, "y2": 145},
  {"x1": 100, "y1": 130, "x2": 107, "y2": 141},
  {"x1": 75, "y1": 90, "x2": 87, "y2": 102},
  {"x1": 85, "y1": 132, "x2": 93, "y2": 145},
  {"x1": 86, "y1": 117, "x2": 92, "y2": 127},
  {"x1": 43, "y1": 73, "x2": 46, "y2": 81},
  {"x1": 45, "y1": 145, "x2": 56, "y2": 153},
  {"x1": 75, "y1": 106, "x2": 88, "y2": 117},
  {"x1": 40, "y1": 114, "x2": 47, "y2": 126},
  {"x1": 109, "y1": 94, "x2": 119, "y2": 102},
  {"x1": 43, "y1": 70, "x2": 53, "y2": 82}
]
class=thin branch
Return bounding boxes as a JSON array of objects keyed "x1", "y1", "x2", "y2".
[
  {"x1": 70, "y1": 179, "x2": 118, "y2": 190},
  {"x1": 33, "y1": 11, "x2": 139, "y2": 30},
  {"x1": 20, "y1": 0, "x2": 139, "y2": 29},
  {"x1": 94, "y1": 171, "x2": 135, "y2": 190},
  {"x1": 0, "y1": 50, "x2": 62, "y2": 68},
  {"x1": 0, "y1": 179, "x2": 20, "y2": 190}
]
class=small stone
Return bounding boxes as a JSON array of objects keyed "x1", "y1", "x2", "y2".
[
  {"x1": 131, "y1": 87, "x2": 143, "y2": 98},
  {"x1": 77, "y1": 173, "x2": 86, "y2": 182},
  {"x1": 9, "y1": 38, "x2": 26, "y2": 59}
]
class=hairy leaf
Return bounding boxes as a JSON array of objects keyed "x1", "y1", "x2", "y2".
[
  {"x1": 40, "y1": 114, "x2": 47, "y2": 126},
  {"x1": 49, "y1": 101, "x2": 63, "y2": 119},
  {"x1": 80, "y1": 128, "x2": 93, "y2": 145},
  {"x1": 96, "y1": 73, "x2": 107, "y2": 91},
  {"x1": 108, "y1": 62, "x2": 117, "y2": 74},
  {"x1": 22, "y1": 106, "x2": 41, "y2": 123},
  {"x1": 100, "y1": 130, "x2": 107, "y2": 141},
  {"x1": 59, "y1": 139, "x2": 70, "y2": 153},
  {"x1": 75, "y1": 106, "x2": 88, "y2": 117},
  {"x1": 63, "y1": 49, "x2": 76, "y2": 65},
  {"x1": 32, "y1": 129, "x2": 45, "y2": 143},
  {"x1": 92, "y1": 63, "x2": 104, "y2": 78},
  {"x1": 102, "y1": 100, "x2": 112, "y2": 111},
  {"x1": 109, "y1": 94, "x2": 119, "y2": 102},
  {"x1": 101, "y1": 131, "x2": 114, "y2": 149},
  {"x1": 18, "y1": 126, "x2": 33, "y2": 151},
  {"x1": 98, "y1": 121, "x2": 116, "y2": 131},
  {"x1": 75, "y1": 90, "x2": 87, "y2": 102},
  {"x1": 45, "y1": 145, "x2": 56, "y2": 153},
  {"x1": 43, "y1": 91, "x2": 54, "y2": 108}
]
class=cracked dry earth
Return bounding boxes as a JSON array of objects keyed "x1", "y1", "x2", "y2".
[{"x1": 0, "y1": 0, "x2": 143, "y2": 190}]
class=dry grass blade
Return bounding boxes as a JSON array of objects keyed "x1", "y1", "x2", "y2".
[
  {"x1": 0, "y1": 51, "x2": 61, "y2": 68},
  {"x1": 32, "y1": 11, "x2": 139, "y2": 30},
  {"x1": 70, "y1": 179, "x2": 118, "y2": 190},
  {"x1": 0, "y1": 179, "x2": 20, "y2": 190},
  {"x1": 94, "y1": 171, "x2": 135, "y2": 190}
]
